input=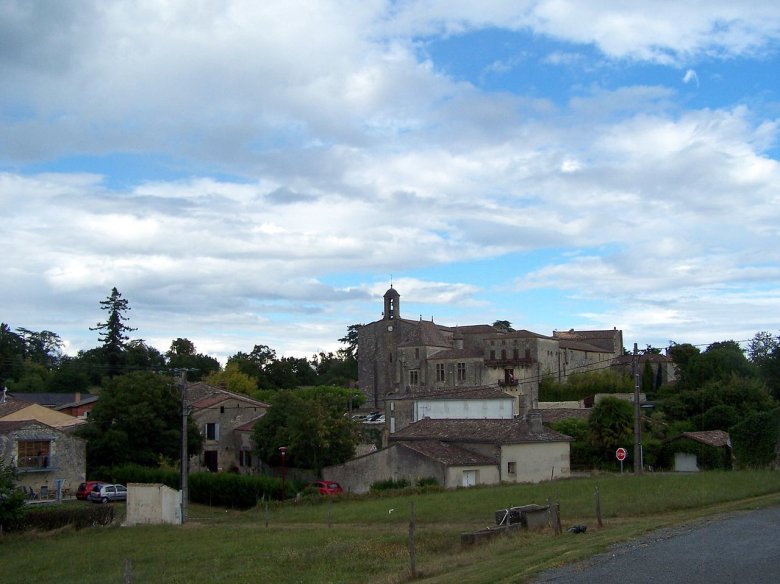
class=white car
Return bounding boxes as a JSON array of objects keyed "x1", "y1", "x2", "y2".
[{"x1": 88, "y1": 483, "x2": 127, "y2": 503}]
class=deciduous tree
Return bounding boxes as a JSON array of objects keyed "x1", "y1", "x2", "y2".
[
  {"x1": 76, "y1": 371, "x2": 202, "y2": 471},
  {"x1": 252, "y1": 389, "x2": 359, "y2": 474}
]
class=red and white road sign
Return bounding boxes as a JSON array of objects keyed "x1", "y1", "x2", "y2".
[{"x1": 615, "y1": 447, "x2": 627, "y2": 461}]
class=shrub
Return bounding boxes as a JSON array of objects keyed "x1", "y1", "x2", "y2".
[
  {"x1": 370, "y1": 478, "x2": 411, "y2": 492},
  {"x1": 23, "y1": 504, "x2": 114, "y2": 531},
  {"x1": 1, "y1": 461, "x2": 26, "y2": 533},
  {"x1": 415, "y1": 477, "x2": 438, "y2": 488},
  {"x1": 188, "y1": 472, "x2": 295, "y2": 508},
  {"x1": 97, "y1": 463, "x2": 180, "y2": 489},
  {"x1": 730, "y1": 408, "x2": 780, "y2": 469}
]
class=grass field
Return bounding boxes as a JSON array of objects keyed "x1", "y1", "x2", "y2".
[{"x1": 3, "y1": 471, "x2": 780, "y2": 583}]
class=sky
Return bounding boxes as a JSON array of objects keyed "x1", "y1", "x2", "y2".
[{"x1": 1, "y1": 1, "x2": 779, "y2": 363}]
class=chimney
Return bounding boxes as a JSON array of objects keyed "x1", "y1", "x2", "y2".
[
  {"x1": 518, "y1": 393, "x2": 528, "y2": 420},
  {"x1": 75, "y1": 392, "x2": 81, "y2": 404},
  {"x1": 528, "y1": 412, "x2": 543, "y2": 434}
]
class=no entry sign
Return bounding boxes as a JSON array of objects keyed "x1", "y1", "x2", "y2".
[{"x1": 615, "y1": 447, "x2": 627, "y2": 461}]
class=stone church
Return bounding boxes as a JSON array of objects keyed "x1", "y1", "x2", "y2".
[{"x1": 358, "y1": 286, "x2": 623, "y2": 411}]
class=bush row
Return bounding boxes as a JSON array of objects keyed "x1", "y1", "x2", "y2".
[
  {"x1": 188, "y1": 473, "x2": 301, "y2": 508},
  {"x1": 96, "y1": 464, "x2": 302, "y2": 507},
  {"x1": 23, "y1": 504, "x2": 115, "y2": 531}
]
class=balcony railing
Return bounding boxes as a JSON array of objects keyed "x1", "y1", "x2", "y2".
[
  {"x1": 498, "y1": 379, "x2": 519, "y2": 387},
  {"x1": 16, "y1": 455, "x2": 56, "y2": 472}
]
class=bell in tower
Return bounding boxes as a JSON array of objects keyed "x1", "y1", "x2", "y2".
[{"x1": 383, "y1": 286, "x2": 400, "y2": 321}]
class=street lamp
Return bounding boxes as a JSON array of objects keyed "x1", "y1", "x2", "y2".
[{"x1": 279, "y1": 446, "x2": 288, "y2": 500}]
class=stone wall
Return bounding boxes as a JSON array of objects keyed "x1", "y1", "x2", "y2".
[{"x1": 323, "y1": 444, "x2": 445, "y2": 493}]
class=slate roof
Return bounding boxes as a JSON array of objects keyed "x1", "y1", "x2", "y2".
[
  {"x1": 398, "y1": 440, "x2": 498, "y2": 466},
  {"x1": 482, "y1": 329, "x2": 552, "y2": 340},
  {"x1": 190, "y1": 391, "x2": 269, "y2": 410},
  {"x1": 557, "y1": 339, "x2": 611, "y2": 352},
  {"x1": 398, "y1": 320, "x2": 452, "y2": 348},
  {"x1": 8, "y1": 392, "x2": 86, "y2": 407},
  {"x1": 390, "y1": 418, "x2": 572, "y2": 445},
  {"x1": 670, "y1": 430, "x2": 731, "y2": 448},
  {"x1": 55, "y1": 395, "x2": 100, "y2": 410},
  {"x1": 427, "y1": 347, "x2": 484, "y2": 360},
  {"x1": 0, "y1": 399, "x2": 32, "y2": 417},
  {"x1": 186, "y1": 382, "x2": 270, "y2": 410},
  {"x1": 530, "y1": 408, "x2": 591, "y2": 424},
  {"x1": 457, "y1": 324, "x2": 504, "y2": 335}
]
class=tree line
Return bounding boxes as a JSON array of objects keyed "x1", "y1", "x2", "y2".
[
  {"x1": 1, "y1": 287, "x2": 361, "y2": 395},
  {"x1": 2, "y1": 288, "x2": 364, "y2": 477},
  {"x1": 550, "y1": 334, "x2": 780, "y2": 469}
]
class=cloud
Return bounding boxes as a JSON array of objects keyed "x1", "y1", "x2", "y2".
[
  {"x1": 683, "y1": 69, "x2": 700, "y2": 86},
  {"x1": 1, "y1": 2, "x2": 779, "y2": 359}
]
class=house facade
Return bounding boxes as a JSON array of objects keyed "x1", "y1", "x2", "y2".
[
  {"x1": 358, "y1": 286, "x2": 623, "y2": 409},
  {"x1": 0, "y1": 419, "x2": 86, "y2": 498},
  {"x1": 186, "y1": 383, "x2": 269, "y2": 474},
  {"x1": 384, "y1": 386, "x2": 515, "y2": 435}
]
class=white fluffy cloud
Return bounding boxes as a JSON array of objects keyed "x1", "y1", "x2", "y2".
[{"x1": 1, "y1": 1, "x2": 779, "y2": 359}]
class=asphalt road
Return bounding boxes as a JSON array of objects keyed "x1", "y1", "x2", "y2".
[{"x1": 533, "y1": 506, "x2": 780, "y2": 583}]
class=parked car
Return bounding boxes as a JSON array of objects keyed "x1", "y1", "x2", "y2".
[
  {"x1": 310, "y1": 481, "x2": 344, "y2": 495},
  {"x1": 77, "y1": 480, "x2": 106, "y2": 501},
  {"x1": 88, "y1": 483, "x2": 128, "y2": 503}
]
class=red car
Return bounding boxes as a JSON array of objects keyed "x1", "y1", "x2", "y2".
[
  {"x1": 76, "y1": 480, "x2": 106, "y2": 501},
  {"x1": 310, "y1": 481, "x2": 343, "y2": 495}
]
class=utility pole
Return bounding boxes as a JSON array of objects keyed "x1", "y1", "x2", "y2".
[
  {"x1": 632, "y1": 343, "x2": 643, "y2": 474},
  {"x1": 178, "y1": 369, "x2": 188, "y2": 523}
]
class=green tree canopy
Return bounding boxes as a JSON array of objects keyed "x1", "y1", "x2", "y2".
[
  {"x1": 0, "y1": 459, "x2": 26, "y2": 532},
  {"x1": 76, "y1": 371, "x2": 202, "y2": 471},
  {"x1": 166, "y1": 338, "x2": 220, "y2": 382},
  {"x1": 588, "y1": 397, "x2": 634, "y2": 460},
  {"x1": 338, "y1": 324, "x2": 362, "y2": 362},
  {"x1": 539, "y1": 369, "x2": 633, "y2": 401},
  {"x1": 252, "y1": 389, "x2": 360, "y2": 474},
  {"x1": 492, "y1": 320, "x2": 515, "y2": 332},
  {"x1": 204, "y1": 361, "x2": 258, "y2": 396}
]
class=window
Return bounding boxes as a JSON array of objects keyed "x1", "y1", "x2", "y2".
[
  {"x1": 490, "y1": 350, "x2": 496, "y2": 360},
  {"x1": 501, "y1": 349, "x2": 507, "y2": 360},
  {"x1": 504, "y1": 369, "x2": 515, "y2": 384},
  {"x1": 513, "y1": 348, "x2": 519, "y2": 360},
  {"x1": 17, "y1": 440, "x2": 51, "y2": 468},
  {"x1": 239, "y1": 450, "x2": 252, "y2": 467},
  {"x1": 205, "y1": 423, "x2": 219, "y2": 441},
  {"x1": 409, "y1": 370, "x2": 419, "y2": 385},
  {"x1": 457, "y1": 362, "x2": 466, "y2": 381},
  {"x1": 507, "y1": 462, "x2": 517, "y2": 474},
  {"x1": 415, "y1": 348, "x2": 420, "y2": 359},
  {"x1": 220, "y1": 406, "x2": 225, "y2": 414},
  {"x1": 436, "y1": 364, "x2": 445, "y2": 382}
]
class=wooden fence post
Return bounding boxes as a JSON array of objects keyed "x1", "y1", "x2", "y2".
[
  {"x1": 595, "y1": 484, "x2": 603, "y2": 528},
  {"x1": 408, "y1": 501, "x2": 417, "y2": 579}
]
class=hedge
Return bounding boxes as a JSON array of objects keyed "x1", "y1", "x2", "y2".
[{"x1": 188, "y1": 473, "x2": 298, "y2": 508}]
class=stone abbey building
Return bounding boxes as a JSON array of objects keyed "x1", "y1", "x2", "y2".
[{"x1": 358, "y1": 286, "x2": 624, "y2": 411}]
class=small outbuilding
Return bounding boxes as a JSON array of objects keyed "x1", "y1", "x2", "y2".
[{"x1": 666, "y1": 430, "x2": 731, "y2": 472}]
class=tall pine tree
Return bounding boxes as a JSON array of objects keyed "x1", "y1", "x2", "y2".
[{"x1": 90, "y1": 287, "x2": 136, "y2": 377}]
